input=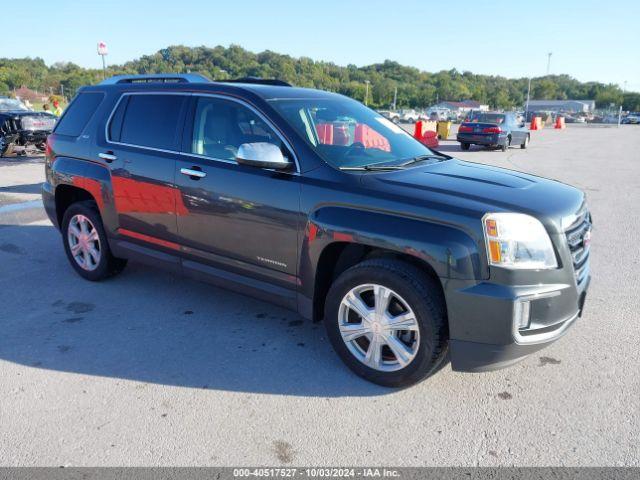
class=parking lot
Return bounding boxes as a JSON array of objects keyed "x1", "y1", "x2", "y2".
[{"x1": 0, "y1": 124, "x2": 638, "y2": 466}]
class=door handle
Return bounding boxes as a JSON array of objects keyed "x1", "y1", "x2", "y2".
[
  {"x1": 99, "y1": 152, "x2": 117, "y2": 163},
  {"x1": 180, "y1": 167, "x2": 206, "y2": 179}
]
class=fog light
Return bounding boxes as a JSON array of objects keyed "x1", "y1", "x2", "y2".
[{"x1": 514, "y1": 300, "x2": 531, "y2": 329}]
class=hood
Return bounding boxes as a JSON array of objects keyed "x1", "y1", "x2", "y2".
[
  {"x1": 0, "y1": 110, "x2": 55, "y2": 118},
  {"x1": 361, "y1": 159, "x2": 585, "y2": 232}
]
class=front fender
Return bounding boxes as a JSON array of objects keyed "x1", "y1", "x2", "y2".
[{"x1": 299, "y1": 205, "x2": 483, "y2": 300}]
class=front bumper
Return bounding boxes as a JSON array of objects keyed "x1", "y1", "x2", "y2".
[
  {"x1": 444, "y1": 263, "x2": 590, "y2": 372},
  {"x1": 18, "y1": 129, "x2": 50, "y2": 145}
]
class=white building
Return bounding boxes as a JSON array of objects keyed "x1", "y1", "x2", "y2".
[{"x1": 526, "y1": 99, "x2": 595, "y2": 113}]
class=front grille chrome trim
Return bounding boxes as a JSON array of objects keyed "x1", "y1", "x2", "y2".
[{"x1": 564, "y1": 209, "x2": 592, "y2": 283}]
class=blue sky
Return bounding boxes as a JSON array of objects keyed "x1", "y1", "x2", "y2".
[{"x1": 4, "y1": 0, "x2": 639, "y2": 91}]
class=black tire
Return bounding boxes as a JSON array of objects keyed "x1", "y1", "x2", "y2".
[
  {"x1": 407, "y1": 117, "x2": 415, "y2": 124},
  {"x1": 501, "y1": 136, "x2": 510, "y2": 152},
  {"x1": 392, "y1": 117, "x2": 400, "y2": 124},
  {"x1": 0, "y1": 136, "x2": 11, "y2": 157},
  {"x1": 61, "y1": 200, "x2": 127, "y2": 281},
  {"x1": 324, "y1": 258, "x2": 448, "y2": 388},
  {"x1": 521, "y1": 134, "x2": 529, "y2": 149},
  {"x1": 460, "y1": 142, "x2": 470, "y2": 151}
]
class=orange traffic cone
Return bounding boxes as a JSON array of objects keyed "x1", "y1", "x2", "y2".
[
  {"x1": 529, "y1": 116, "x2": 538, "y2": 130},
  {"x1": 554, "y1": 116, "x2": 565, "y2": 129}
]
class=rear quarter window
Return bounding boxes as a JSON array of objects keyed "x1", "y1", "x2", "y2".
[{"x1": 54, "y1": 92, "x2": 105, "y2": 136}]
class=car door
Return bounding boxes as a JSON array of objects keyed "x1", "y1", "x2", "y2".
[
  {"x1": 174, "y1": 94, "x2": 301, "y2": 292},
  {"x1": 507, "y1": 114, "x2": 527, "y2": 144},
  {"x1": 99, "y1": 92, "x2": 189, "y2": 250}
]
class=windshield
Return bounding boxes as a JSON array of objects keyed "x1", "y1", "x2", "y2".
[
  {"x1": 0, "y1": 98, "x2": 29, "y2": 112},
  {"x1": 268, "y1": 96, "x2": 435, "y2": 169},
  {"x1": 467, "y1": 113, "x2": 505, "y2": 124}
]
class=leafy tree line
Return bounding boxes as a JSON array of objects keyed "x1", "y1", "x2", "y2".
[{"x1": 2, "y1": 45, "x2": 639, "y2": 111}]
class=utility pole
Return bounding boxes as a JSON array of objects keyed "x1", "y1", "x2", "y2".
[
  {"x1": 364, "y1": 80, "x2": 370, "y2": 106},
  {"x1": 618, "y1": 105, "x2": 622, "y2": 128},
  {"x1": 525, "y1": 77, "x2": 531, "y2": 115},
  {"x1": 546, "y1": 52, "x2": 552, "y2": 75},
  {"x1": 392, "y1": 86, "x2": 397, "y2": 110}
]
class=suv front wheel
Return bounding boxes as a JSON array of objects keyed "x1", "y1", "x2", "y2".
[
  {"x1": 61, "y1": 200, "x2": 127, "y2": 281},
  {"x1": 324, "y1": 259, "x2": 448, "y2": 387}
]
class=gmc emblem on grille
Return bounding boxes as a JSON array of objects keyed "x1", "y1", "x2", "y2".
[{"x1": 583, "y1": 229, "x2": 592, "y2": 247}]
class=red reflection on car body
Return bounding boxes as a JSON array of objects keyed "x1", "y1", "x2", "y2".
[
  {"x1": 111, "y1": 177, "x2": 189, "y2": 216},
  {"x1": 118, "y1": 228, "x2": 180, "y2": 250}
]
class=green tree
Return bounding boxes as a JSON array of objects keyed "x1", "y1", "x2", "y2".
[{"x1": 1, "y1": 45, "x2": 637, "y2": 109}]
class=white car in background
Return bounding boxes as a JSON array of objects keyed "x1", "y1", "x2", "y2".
[
  {"x1": 377, "y1": 110, "x2": 401, "y2": 123},
  {"x1": 426, "y1": 108, "x2": 453, "y2": 121},
  {"x1": 378, "y1": 109, "x2": 432, "y2": 124},
  {"x1": 398, "y1": 109, "x2": 428, "y2": 123}
]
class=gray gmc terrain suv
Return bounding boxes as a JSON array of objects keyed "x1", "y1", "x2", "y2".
[{"x1": 42, "y1": 74, "x2": 592, "y2": 387}]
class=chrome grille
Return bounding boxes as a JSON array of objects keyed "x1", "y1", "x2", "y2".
[{"x1": 565, "y1": 209, "x2": 591, "y2": 285}]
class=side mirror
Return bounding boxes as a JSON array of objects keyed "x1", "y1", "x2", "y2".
[{"x1": 236, "y1": 142, "x2": 292, "y2": 170}]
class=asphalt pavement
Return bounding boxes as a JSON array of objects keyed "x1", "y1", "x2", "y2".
[{"x1": 0, "y1": 124, "x2": 638, "y2": 466}]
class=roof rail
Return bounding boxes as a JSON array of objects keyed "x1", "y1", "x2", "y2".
[
  {"x1": 99, "y1": 73, "x2": 212, "y2": 85},
  {"x1": 218, "y1": 77, "x2": 292, "y2": 87}
]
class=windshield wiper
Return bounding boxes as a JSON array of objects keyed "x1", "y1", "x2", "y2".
[
  {"x1": 400, "y1": 154, "x2": 450, "y2": 167},
  {"x1": 339, "y1": 164, "x2": 406, "y2": 171}
]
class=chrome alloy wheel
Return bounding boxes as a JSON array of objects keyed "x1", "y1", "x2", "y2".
[
  {"x1": 67, "y1": 214, "x2": 101, "y2": 271},
  {"x1": 338, "y1": 284, "x2": 420, "y2": 372}
]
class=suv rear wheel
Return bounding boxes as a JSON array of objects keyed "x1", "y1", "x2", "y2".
[
  {"x1": 324, "y1": 259, "x2": 448, "y2": 387},
  {"x1": 61, "y1": 200, "x2": 127, "y2": 281}
]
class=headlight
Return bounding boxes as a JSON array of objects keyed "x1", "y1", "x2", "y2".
[{"x1": 483, "y1": 213, "x2": 557, "y2": 269}]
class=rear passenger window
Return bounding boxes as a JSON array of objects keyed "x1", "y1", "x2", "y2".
[
  {"x1": 54, "y1": 92, "x2": 105, "y2": 137},
  {"x1": 117, "y1": 94, "x2": 186, "y2": 150}
]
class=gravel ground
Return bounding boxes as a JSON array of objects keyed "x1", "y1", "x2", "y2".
[{"x1": 0, "y1": 124, "x2": 638, "y2": 466}]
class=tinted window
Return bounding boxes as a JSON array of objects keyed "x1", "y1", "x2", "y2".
[
  {"x1": 108, "y1": 96, "x2": 128, "y2": 142},
  {"x1": 119, "y1": 94, "x2": 186, "y2": 150},
  {"x1": 468, "y1": 113, "x2": 506, "y2": 124},
  {"x1": 0, "y1": 98, "x2": 28, "y2": 111},
  {"x1": 191, "y1": 97, "x2": 284, "y2": 161},
  {"x1": 54, "y1": 92, "x2": 104, "y2": 136}
]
